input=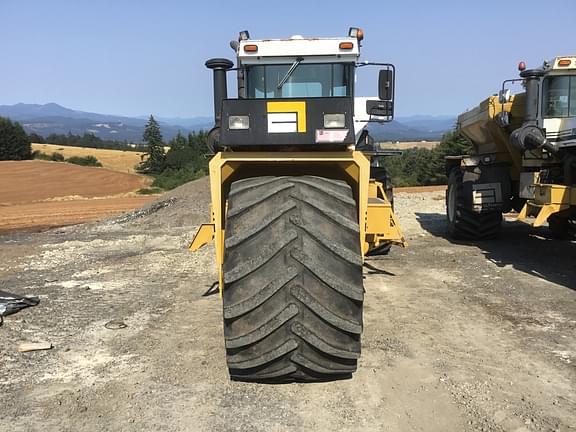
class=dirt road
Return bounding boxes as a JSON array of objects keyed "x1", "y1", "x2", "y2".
[{"x1": 0, "y1": 179, "x2": 574, "y2": 432}]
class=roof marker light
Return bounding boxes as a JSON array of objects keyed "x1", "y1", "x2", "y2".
[
  {"x1": 339, "y1": 42, "x2": 354, "y2": 50},
  {"x1": 558, "y1": 59, "x2": 571, "y2": 67},
  {"x1": 244, "y1": 44, "x2": 258, "y2": 53}
]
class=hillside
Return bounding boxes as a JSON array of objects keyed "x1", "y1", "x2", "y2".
[
  {"x1": 0, "y1": 103, "x2": 213, "y2": 142},
  {"x1": 0, "y1": 103, "x2": 454, "y2": 143}
]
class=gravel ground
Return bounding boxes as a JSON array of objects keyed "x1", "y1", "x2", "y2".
[{"x1": 0, "y1": 179, "x2": 575, "y2": 432}]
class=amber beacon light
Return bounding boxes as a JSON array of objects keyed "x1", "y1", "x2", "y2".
[{"x1": 348, "y1": 27, "x2": 364, "y2": 41}]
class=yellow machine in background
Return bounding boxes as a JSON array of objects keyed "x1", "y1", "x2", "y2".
[
  {"x1": 190, "y1": 28, "x2": 404, "y2": 383},
  {"x1": 446, "y1": 56, "x2": 576, "y2": 239}
]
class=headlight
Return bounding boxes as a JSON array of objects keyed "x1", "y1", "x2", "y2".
[
  {"x1": 324, "y1": 113, "x2": 345, "y2": 128},
  {"x1": 229, "y1": 115, "x2": 249, "y2": 130}
]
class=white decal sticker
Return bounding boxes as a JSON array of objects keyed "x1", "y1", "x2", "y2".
[
  {"x1": 268, "y1": 113, "x2": 297, "y2": 133},
  {"x1": 315, "y1": 129, "x2": 349, "y2": 143}
]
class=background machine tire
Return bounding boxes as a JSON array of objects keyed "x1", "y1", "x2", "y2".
[
  {"x1": 548, "y1": 214, "x2": 576, "y2": 240},
  {"x1": 222, "y1": 176, "x2": 364, "y2": 382},
  {"x1": 446, "y1": 168, "x2": 502, "y2": 240},
  {"x1": 366, "y1": 165, "x2": 394, "y2": 256}
]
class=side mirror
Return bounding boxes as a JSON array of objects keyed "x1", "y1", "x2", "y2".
[
  {"x1": 498, "y1": 89, "x2": 511, "y2": 104},
  {"x1": 494, "y1": 111, "x2": 510, "y2": 128},
  {"x1": 366, "y1": 100, "x2": 393, "y2": 119},
  {"x1": 378, "y1": 69, "x2": 394, "y2": 101}
]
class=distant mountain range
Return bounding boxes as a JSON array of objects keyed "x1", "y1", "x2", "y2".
[
  {"x1": 0, "y1": 103, "x2": 455, "y2": 143},
  {"x1": 0, "y1": 103, "x2": 213, "y2": 142},
  {"x1": 368, "y1": 115, "x2": 456, "y2": 142}
]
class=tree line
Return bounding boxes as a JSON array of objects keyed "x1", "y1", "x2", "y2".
[
  {"x1": 137, "y1": 115, "x2": 209, "y2": 190},
  {"x1": 31, "y1": 131, "x2": 142, "y2": 151},
  {"x1": 0, "y1": 117, "x2": 32, "y2": 160},
  {"x1": 0, "y1": 115, "x2": 143, "y2": 161},
  {"x1": 0, "y1": 114, "x2": 209, "y2": 189},
  {"x1": 0, "y1": 116, "x2": 103, "y2": 166},
  {"x1": 383, "y1": 130, "x2": 472, "y2": 187}
]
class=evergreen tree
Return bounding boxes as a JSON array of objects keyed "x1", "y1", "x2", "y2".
[
  {"x1": 164, "y1": 132, "x2": 190, "y2": 170},
  {"x1": 28, "y1": 132, "x2": 45, "y2": 144},
  {"x1": 0, "y1": 116, "x2": 32, "y2": 160},
  {"x1": 139, "y1": 115, "x2": 165, "y2": 173},
  {"x1": 383, "y1": 129, "x2": 473, "y2": 187},
  {"x1": 171, "y1": 131, "x2": 187, "y2": 151},
  {"x1": 429, "y1": 130, "x2": 473, "y2": 184},
  {"x1": 189, "y1": 131, "x2": 209, "y2": 156}
]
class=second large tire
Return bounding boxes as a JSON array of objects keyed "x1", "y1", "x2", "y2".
[
  {"x1": 446, "y1": 168, "x2": 502, "y2": 240},
  {"x1": 367, "y1": 165, "x2": 394, "y2": 256},
  {"x1": 548, "y1": 214, "x2": 576, "y2": 240},
  {"x1": 222, "y1": 176, "x2": 364, "y2": 382}
]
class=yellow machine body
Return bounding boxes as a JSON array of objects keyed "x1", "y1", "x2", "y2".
[
  {"x1": 456, "y1": 92, "x2": 575, "y2": 228},
  {"x1": 517, "y1": 184, "x2": 576, "y2": 227},
  {"x1": 458, "y1": 94, "x2": 526, "y2": 179},
  {"x1": 189, "y1": 151, "x2": 405, "y2": 291}
]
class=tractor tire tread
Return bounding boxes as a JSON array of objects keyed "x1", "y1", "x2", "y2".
[
  {"x1": 447, "y1": 168, "x2": 502, "y2": 240},
  {"x1": 223, "y1": 175, "x2": 363, "y2": 382}
]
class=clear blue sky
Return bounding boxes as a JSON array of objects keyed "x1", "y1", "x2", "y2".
[{"x1": 1, "y1": 0, "x2": 574, "y2": 118}]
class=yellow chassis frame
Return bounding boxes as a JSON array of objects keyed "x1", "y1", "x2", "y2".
[
  {"x1": 517, "y1": 183, "x2": 576, "y2": 226},
  {"x1": 189, "y1": 151, "x2": 406, "y2": 292}
]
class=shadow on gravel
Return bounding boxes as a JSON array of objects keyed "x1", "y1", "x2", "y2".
[
  {"x1": 363, "y1": 261, "x2": 396, "y2": 276},
  {"x1": 415, "y1": 212, "x2": 576, "y2": 291},
  {"x1": 202, "y1": 281, "x2": 219, "y2": 297}
]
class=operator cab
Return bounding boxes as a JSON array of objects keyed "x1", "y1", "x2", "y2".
[
  {"x1": 205, "y1": 28, "x2": 395, "y2": 152},
  {"x1": 540, "y1": 56, "x2": 576, "y2": 148},
  {"x1": 499, "y1": 56, "x2": 576, "y2": 153}
]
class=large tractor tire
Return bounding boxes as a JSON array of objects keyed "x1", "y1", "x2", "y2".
[
  {"x1": 548, "y1": 215, "x2": 576, "y2": 240},
  {"x1": 446, "y1": 168, "x2": 502, "y2": 240},
  {"x1": 222, "y1": 176, "x2": 364, "y2": 382}
]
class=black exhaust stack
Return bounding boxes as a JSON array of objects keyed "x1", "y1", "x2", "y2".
[
  {"x1": 520, "y1": 69, "x2": 545, "y2": 125},
  {"x1": 205, "y1": 58, "x2": 234, "y2": 128},
  {"x1": 510, "y1": 68, "x2": 558, "y2": 154}
]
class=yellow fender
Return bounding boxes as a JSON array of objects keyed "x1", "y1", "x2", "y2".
[{"x1": 190, "y1": 151, "x2": 406, "y2": 293}]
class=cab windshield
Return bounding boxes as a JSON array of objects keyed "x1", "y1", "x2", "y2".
[
  {"x1": 246, "y1": 63, "x2": 353, "y2": 99},
  {"x1": 542, "y1": 75, "x2": 576, "y2": 117}
]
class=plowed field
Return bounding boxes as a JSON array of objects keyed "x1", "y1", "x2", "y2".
[{"x1": 0, "y1": 160, "x2": 155, "y2": 232}]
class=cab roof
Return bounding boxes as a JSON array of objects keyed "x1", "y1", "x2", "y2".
[
  {"x1": 237, "y1": 35, "x2": 360, "y2": 65},
  {"x1": 547, "y1": 56, "x2": 576, "y2": 71}
]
